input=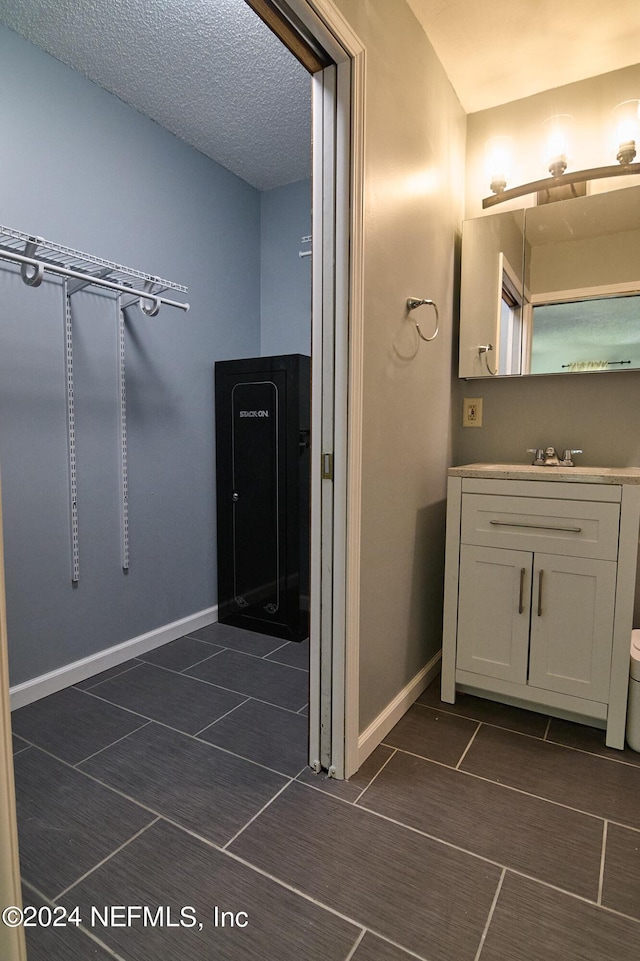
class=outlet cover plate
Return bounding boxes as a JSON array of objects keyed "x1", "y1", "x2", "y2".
[{"x1": 463, "y1": 397, "x2": 483, "y2": 427}]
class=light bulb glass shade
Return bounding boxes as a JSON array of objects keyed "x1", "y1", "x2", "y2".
[
  {"x1": 542, "y1": 114, "x2": 573, "y2": 177},
  {"x1": 613, "y1": 100, "x2": 640, "y2": 164},
  {"x1": 484, "y1": 135, "x2": 513, "y2": 194}
]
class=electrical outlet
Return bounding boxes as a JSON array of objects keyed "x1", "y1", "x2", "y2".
[{"x1": 463, "y1": 397, "x2": 483, "y2": 428}]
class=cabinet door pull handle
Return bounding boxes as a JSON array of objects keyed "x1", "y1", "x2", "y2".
[
  {"x1": 518, "y1": 567, "x2": 525, "y2": 614},
  {"x1": 537, "y1": 569, "x2": 544, "y2": 616},
  {"x1": 489, "y1": 520, "x2": 582, "y2": 533}
]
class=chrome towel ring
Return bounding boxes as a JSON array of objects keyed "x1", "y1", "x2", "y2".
[{"x1": 406, "y1": 297, "x2": 439, "y2": 342}]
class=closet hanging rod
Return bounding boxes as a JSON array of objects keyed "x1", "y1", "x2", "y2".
[
  {"x1": 0, "y1": 223, "x2": 189, "y2": 312},
  {"x1": 0, "y1": 247, "x2": 190, "y2": 311}
]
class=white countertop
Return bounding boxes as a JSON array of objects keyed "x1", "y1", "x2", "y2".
[{"x1": 448, "y1": 463, "x2": 640, "y2": 485}]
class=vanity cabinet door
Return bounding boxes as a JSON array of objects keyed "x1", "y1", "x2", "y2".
[
  {"x1": 528, "y1": 553, "x2": 616, "y2": 702},
  {"x1": 456, "y1": 545, "x2": 531, "y2": 684}
]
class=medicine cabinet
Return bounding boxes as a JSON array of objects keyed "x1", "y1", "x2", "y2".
[{"x1": 459, "y1": 184, "x2": 640, "y2": 378}]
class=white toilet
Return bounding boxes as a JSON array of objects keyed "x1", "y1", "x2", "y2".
[{"x1": 627, "y1": 630, "x2": 640, "y2": 752}]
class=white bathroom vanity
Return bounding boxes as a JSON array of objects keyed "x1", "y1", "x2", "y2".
[{"x1": 441, "y1": 464, "x2": 640, "y2": 749}]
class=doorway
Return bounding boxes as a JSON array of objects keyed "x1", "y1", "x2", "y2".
[{"x1": 0, "y1": 2, "x2": 363, "y2": 957}]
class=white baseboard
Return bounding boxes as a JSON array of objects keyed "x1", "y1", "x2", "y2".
[
  {"x1": 10, "y1": 606, "x2": 218, "y2": 711},
  {"x1": 357, "y1": 650, "x2": 442, "y2": 769}
]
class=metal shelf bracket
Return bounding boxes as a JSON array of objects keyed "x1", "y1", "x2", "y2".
[{"x1": 0, "y1": 223, "x2": 189, "y2": 312}]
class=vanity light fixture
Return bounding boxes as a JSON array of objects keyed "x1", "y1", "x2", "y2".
[
  {"x1": 483, "y1": 104, "x2": 640, "y2": 209},
  {"x1": 484, "y1": 135, "x2": 513, "y2": 197},
  {"x1": 543, "y1": 114, "x2": 572, "y2": 178},
  {"x1": 613, "y1": 100, "x2": 640, "y2": 164}
]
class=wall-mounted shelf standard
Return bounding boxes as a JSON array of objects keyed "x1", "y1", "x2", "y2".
[
  {"x1": 0, "y1": 224, "x2": 189, "y2": 582},
  {"x1": 0, "y1": 224, "x2": 190, "y2": 314}
]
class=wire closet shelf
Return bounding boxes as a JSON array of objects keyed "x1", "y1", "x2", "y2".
[
  {"x1": 0, "y1": 223, "x2": 189, "y2": 583},
  {"x1": 0, "y1": 223, "x2": 189, "y2": 314}
]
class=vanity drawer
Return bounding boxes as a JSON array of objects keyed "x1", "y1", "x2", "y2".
[{"x1": 460, "y1": 494, "x2": 620, "y2": 559}]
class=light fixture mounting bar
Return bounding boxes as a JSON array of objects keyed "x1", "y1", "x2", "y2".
[{"x1": 482, "y1": 162, "x2": 640, "y2": 208}]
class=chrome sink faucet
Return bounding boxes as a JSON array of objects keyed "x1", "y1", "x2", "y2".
[{"x1": 526, "y1": 447, "x2": 583, "y2": 467}]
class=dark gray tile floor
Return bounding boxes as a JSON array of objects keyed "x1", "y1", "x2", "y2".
[
  {"x1": 20, "y1": 886, "x2": 117, "y2": 961},
  {"x1": 184, "y1": 648, "x2": 309, "y2": 712},
  {"x1": 11, "y1": 687, "x2": 148, "y2": 764},
  {"x1": 87, "y1": 661, "x2": 247, "y2": 735},
  {"x1": 9, "y1": 629, "x2": 640, "y2": 960},
  {"x1": 198, "y1": 697, "x2": 309, "y2": 776}
]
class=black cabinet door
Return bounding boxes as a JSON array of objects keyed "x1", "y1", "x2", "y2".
[{"x1": 215, "y1": 355, "x2": 310, "y2": 641}]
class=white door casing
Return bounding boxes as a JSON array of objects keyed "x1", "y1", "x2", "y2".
[
  {"x1": 289, "y1": 0, "x2": 365, "y2": 780},
  {"x1": 0, "y1": 472, "x2": 27, "y2": 961}
]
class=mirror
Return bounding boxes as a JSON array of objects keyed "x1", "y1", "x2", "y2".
[{"x1": 459, "y1": 184, "x2": 640, "y2": 377}]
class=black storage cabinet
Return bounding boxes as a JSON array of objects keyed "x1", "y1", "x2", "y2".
[{"x1": 215, "y1": 354, "x2": 310, "y2": 642}]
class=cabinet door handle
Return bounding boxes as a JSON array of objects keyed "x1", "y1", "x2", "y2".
[
  {"x1": 518, "y1": 567, "x2": 525, "y2": 614},
  {"x1": 537, "y1": 569, "x2": 544, "y2": 616},
  {"x1": 489, "y1": 520, "x2": 582, "y2": 533}
]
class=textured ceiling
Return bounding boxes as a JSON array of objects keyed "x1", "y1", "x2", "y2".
[
  {"x1": 1, "y1": 0, "x2": 637, "y2": 189},
  {"x1": 0, "y1": 0, "x2": 312, "y2": 191},
  {"x1": 406, "y1": 0, "x2": 640, "y2": 113}
]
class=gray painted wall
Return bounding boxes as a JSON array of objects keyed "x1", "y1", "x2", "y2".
[
  {"x1": 452, "y1": 371, "x2": 640, "y2": 469},
  {"x1": 333, "y1": 0, "x2": 466, "y2": 731},
  {"x1": 260, "y1": 179, "x2": 311, "y2": 357},
  {"x1": 0, "y1": 27, "x2": 262, "y2": 685}
]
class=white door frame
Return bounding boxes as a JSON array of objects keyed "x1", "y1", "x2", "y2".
[
  {"x1": 0, "y1": 476, "x2": 27, "y2": 961},
  {"x1": 291, "y1": 0, "x2": 364, "y2": 779}
]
